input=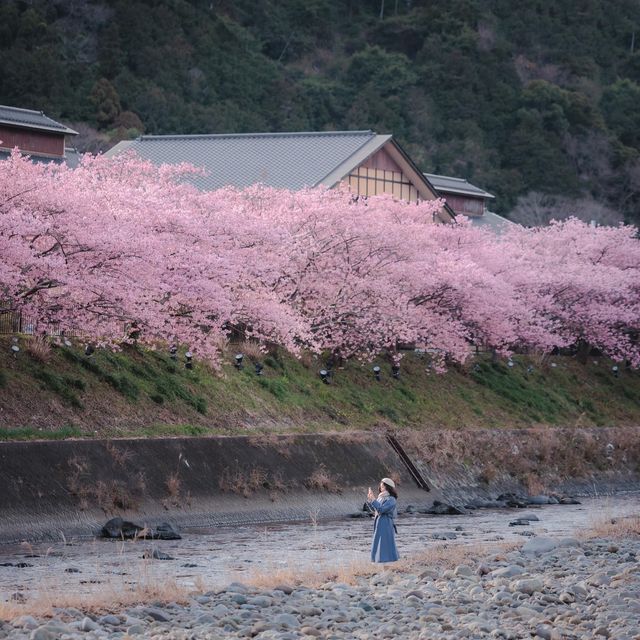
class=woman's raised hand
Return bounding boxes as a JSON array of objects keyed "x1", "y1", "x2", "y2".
[{"x1": 367, "y1": 487, "x2": 375, "y2": 501}]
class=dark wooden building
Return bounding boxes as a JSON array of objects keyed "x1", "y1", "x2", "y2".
[
  {"x1": 0, "y1": 105, "x2": 78, "y2": 164},
  {"x1": 425, "y1": 173, "x2": 514, "y2": 233}
]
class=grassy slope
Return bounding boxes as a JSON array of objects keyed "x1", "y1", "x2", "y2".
[{"x1": 0, "y1": 336, "x2": 639, "y2": 439}]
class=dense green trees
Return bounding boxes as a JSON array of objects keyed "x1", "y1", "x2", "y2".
[{"x1": 0, "y1": 0, "x2": 639, "y2": 224}]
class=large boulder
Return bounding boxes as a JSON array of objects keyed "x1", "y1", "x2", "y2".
[
  {"x1": 496, "y1": 493, "x2": 529, "y2": 508},
  {"x1": 424, "y1": 500, "x2": 467, "y2": 515},
  {"x1": 100, "y1": 518, "x2": 181, "y2": 540},
  {"x1": 101, "y1": 517, "x2": 146, "y2": 539},
  {"x1": 154, "y1": 522, "x2": 181, "y2": 540}
]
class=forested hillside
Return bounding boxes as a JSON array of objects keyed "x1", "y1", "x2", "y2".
[{"x1": 1, "y1": 0, "x2": 639, "y2": 224}]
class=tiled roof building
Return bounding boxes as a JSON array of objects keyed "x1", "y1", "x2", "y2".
[
  {"x1": 0, "y1": 105, "x2": 78, "y2": 166},
  {"x1": 107, "y1": 130, "x2": 455, "y2": 223}
]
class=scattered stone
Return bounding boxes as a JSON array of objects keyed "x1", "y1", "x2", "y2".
[
  {"x1": 557, "y1": 495, "x2": 581, "y2": 505},
  {"x1": 511, "y1": 577, "x2": 543, "y2": 594},
  {"x1": 521, "y1": 537, "x2": 558, "y2": 555},
  {"x1": 425, "y1": 500, "x2": 467, "y2": 515},
  {"x1": 127, "y1": 623, "x2": 146, "y2": 635},
  {"x1": 496, "y1": 492, "x2": 529, "y2": 508},
  {"x1": 509, "y1": 519, "x2": 531, "y2": 526},
  {"x1": 491, "y1": 565, "x2": 525, "y2": 578},
  {"x1": 431, "y1": 532, "x2": 457, "y2": 540},
  {"x1": 223, "y1": 581, "x2": 249, "y2": 594},
  {"x1": 11, "y1": 616, "x2": 39, "y2": 630},
  {"x1": 154, "y1": 522, "x2": 182, "y2": 540},
  {"x1": 274, "y1": 613, "x2": 300, "y2": 629},
  {"x1": 80, "y1": 617, "x2": 100, "y2": 632},
  {"x1": 454, "y1": 565, "x2": 474, "y2": 577},
  {"x1": 101, "y1": 517, "x2": 146, "y2": 539},
  {"x1": 556, "y1": 537, "x2": 581, "y2": 548},
  {"x1": 141, "y1": 607, "x2": 172, "y2": 622},
  {"x1": 142, "y1": 548, "x2": 174, "y2": 560},
  {"x1": 274, "y1": 584, "x2": 295, "y2": 594}
]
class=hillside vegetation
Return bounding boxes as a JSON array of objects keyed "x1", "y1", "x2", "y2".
[
  {"x1": 1, "y1": 336, "x2": 639, "y2": 438},
  {"x1": 1, "y1": 0, "x2": 639, "y2": 224}
]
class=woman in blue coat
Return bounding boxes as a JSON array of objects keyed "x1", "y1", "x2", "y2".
[{"x1": 366, "y1": 477, "x2": 399, "y2": 563}]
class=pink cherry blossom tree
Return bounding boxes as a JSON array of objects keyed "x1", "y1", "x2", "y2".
[{"x1": 1, "y1": 150, "x2": 639, "y2": 369}]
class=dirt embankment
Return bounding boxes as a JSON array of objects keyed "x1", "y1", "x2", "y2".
[{"x1": 1, "y1": 427, "x2": 639, "y2": 543}]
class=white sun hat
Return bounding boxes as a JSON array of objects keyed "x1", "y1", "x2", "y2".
[{"x1": 381, "y1": 477, "x2": 396, "y2": 488}]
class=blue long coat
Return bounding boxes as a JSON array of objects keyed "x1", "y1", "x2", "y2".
[{"x1": 368, "y1": 495, "x2": 399, "y2": 563}]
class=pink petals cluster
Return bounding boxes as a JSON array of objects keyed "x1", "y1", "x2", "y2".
[{"x1": 1, "y1": 151, "x2": 638, "y2": 368}]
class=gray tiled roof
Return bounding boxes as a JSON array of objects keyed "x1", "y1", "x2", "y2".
[
  {"x1": 107, "y1": 131, "x2": 389, "y2": 191},
  {"x1": 0, "y1": 105, "x2": 77, "y2": 136},
  {"x1": 467, "y1": 210, "x2": 516, "y2": 234},
  {"x1": 425, "y1": 173, "x2": 495, "y2": 199}
]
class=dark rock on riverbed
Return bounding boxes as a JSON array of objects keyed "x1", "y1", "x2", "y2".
[
  {"x1": 557, "y1": 495, "x2": 581, "y2": 505},
  {"x1": 142, "y1": 549, "x2": 174, "y2": 560},
  {"x1": 431, "y1": 532, "x2": 458, "y2": 540},
  {"x1": 101, "y1": 518, "x2": 181, "y2": 540},
  {"x1": 154, "y1": 522, "x2": 181, "y2": 540},
  {"x1": 102, "y1": 517, "x2": 146, "y2": 539},
  {"x1": 496, "y1": 492, "x2": 529, "y2": 508},
  {"x1": 423, "y1": 500, "x2": 468, "y2": 515},
  {"x1": 509, "y1": 519, "x2": 531, "y2": 526}
]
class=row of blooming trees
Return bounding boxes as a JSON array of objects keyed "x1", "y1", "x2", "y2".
[{"x1": 1, "y1": 151, "x2": 639, "y2": 369}]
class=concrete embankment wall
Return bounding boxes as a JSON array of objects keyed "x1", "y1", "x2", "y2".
[
  {"x1": 0, "y1": 433, "x2": 430, "y2": 542},
  {"x1": 1, "y1": 428, "x2": 639, "y2": 543}
]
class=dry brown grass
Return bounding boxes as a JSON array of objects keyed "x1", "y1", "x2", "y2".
[
  {"x1": 0, "y1": 574, "x2": 190, "y2": 620},
  {"x1": 234, "y1": 340, "x2": 267, "y2": 361},
  {"x1": 520, "y1": 471, "x2": 549, "y2": 496},
  {"x1": 402, "y1": 426, "x2": 640, "y2": 491},
  {"x1": 333, "y1": 431, "x2": 372, "y2": 446},
  {"x1": 579, "y1": 515, "x2": 640, "y2": 540},
  {"x1": 246, "y1": 432, "x2": 293, "y2": 458},
  {"x1": 26, "y1": 335, "x2": 52, "y2": 363},
  {"x1": 239, "y1": 556, "x2": 377, "y2": 590},
  {"x1": 165, "y1": 472, "x2": 181, "y2": 498},
  {"x1": 218, "y1": 465, "x2": 280, "y2": 497},
  {"x1": 104, "y1": 441, "x2": 135, "y2": 467},
  {"x1": 92, "y1": 480, "x2": 137, "y2": 511},
  {"x1": 306, "y1": 465, "x2": 341, "y2": 493},
  {"x1": 65, "y1": 454, "x2": 145, "y2": 512},
  {"x1": 237, "y1": 540, "x2": 521, "y2": 592},
  {"x1": 298, "y1": 350, "x2": 315, "y2": 369}
]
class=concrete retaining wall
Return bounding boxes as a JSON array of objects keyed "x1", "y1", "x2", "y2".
[
  {"x1": 0, "y1": 433, "x2": 429, "y2": 542},
  {"x1": 1, "y1": 428, "x2": 639, "y2": 543}
]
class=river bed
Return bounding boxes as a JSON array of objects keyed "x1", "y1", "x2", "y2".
[{"x1": 1, "y1": 493, "x2": 639, "y2": 606}]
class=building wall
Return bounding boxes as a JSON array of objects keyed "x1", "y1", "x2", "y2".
[
  {"x1": 347, "y1": 147, "x2": 422, "y2": 203},
  {"x1": 443, "y1": 194, "x2": 485, "y2": 216},
  {"x1": 0, "y1": 125, "x2": 65, "y2": 157}
]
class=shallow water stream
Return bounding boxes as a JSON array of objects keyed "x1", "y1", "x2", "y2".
[{"x1": 1, "y1": 493, "x2": 638, "y2": 604}]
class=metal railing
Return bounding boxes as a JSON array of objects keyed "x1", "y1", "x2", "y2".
[{"x1": 0, "y1": 310, "x2": 84, "y2": 337}]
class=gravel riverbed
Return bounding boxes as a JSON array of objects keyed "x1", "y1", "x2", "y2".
[
  {"x1": 1, "y1": 496, "x2": 639, "y2": 639},
  {"x1": 2, "y1": 533, "x2": 639, "y2": 640}
]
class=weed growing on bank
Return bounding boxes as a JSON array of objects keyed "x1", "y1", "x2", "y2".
[
  {"x1": 2, "y1": 333, "x2": 640, "y2": 435},
  {"x1": 581, "y1": 515, "x2": 640, "y2": 539}
]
